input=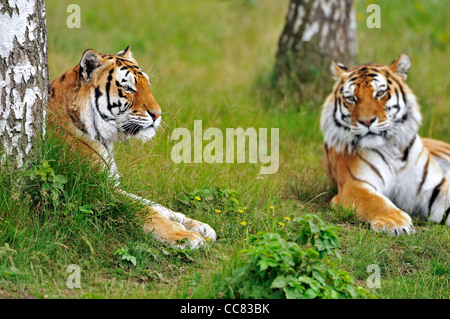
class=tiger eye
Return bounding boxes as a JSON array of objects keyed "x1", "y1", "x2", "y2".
[
  {"x1": 376, "y1": 90, "x2": 386, "y2": 98},
  {"x1": 345, "y1": 96, "x2": 356, "y2": 103}
]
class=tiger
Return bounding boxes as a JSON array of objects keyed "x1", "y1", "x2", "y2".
[
  {"x1": 48, "y1": 46, "x2": 217, "y2": 248},
  {"x1": 320, "y1": 54, "x2": 450, "y2": 236}
]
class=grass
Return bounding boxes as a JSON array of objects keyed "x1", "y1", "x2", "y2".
[{"x1": 1, "y1": 0, "x2": 449, "y2": 299}]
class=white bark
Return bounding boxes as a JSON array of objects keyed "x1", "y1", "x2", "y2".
[
  {"x1": 275, "y1": 0, "x2": 356, "y2": 86},
  {"x1": 0, "y1": 0, "x2": 48, "y2": 167}
]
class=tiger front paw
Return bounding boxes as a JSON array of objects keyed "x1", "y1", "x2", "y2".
[
  {"x1": 371, "y1": 210, "x2": 415, "y2": 236},
  {"x1": 144, "y1": 214, "x2": 207, "y2": 249},
  {"x1": 169, "y1": 229, "x2": 206, "y2": 249},
  {"x1": 182, "y1": 218, "x2": 217, "y2": 243},
  {"x1": 150, "y1": 204, "x2": 217, "y2": 243}
]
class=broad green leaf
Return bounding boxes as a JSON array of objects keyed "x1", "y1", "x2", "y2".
[{"x1": 270, "y1": 276, "x2": 287, "y2": 288}]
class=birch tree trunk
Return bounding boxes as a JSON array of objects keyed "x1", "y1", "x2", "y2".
[
  {"x1": 274, "y1": 0, "x2": 356, "y2": 91},
  {"x1": 0, "y1": 0, "x2": 48, "y2": 168}
]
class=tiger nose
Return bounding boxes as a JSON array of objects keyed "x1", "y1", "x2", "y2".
[
  {"x1": 147, "y1": 110, "x2": 161, "y2": 121},
  {"x1": 358, "y1": 117, "x2": 377, "y2": 127}
]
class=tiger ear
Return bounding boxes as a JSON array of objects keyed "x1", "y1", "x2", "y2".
[
  {"x1": 117, "y1": 45, "x2": 134, "y2": 60},
  {"x1": 80, "y1": 49, "x2": 102, "y2": 82},
  {"x1": 331, "y1": 61, "x2": 348, "y2": 80},
  {"x1": 389, "y1": 54, "x2": 411, "y2": 81}
]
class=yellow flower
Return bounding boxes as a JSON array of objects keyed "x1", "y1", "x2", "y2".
[
  {"x1": 205, "y1": 237, "x2": 211, "y2": 242},
  {"x1": 278, "y1": 222, "x2": 285, "y2": 227},
  {"x1": 269, "y1": 205, "x2": 274, "y2": 210},
  {"x1": 284, "y1": 217, "x2": 291, "y2": 221},
  {"x1": 214, "y1": 209, "x2": 221, "y2": 213},
  {"x1": 243, "y1": 207, "x2": 247, "y2": 210},
  {"x1": 238, "y1": 209, "x2": 244, "y2": 213},
  {"x1": 195, "y1": 196, "x2": 201, "y2": 201},
  {"x1": 240, "y1": 221, "x2": 247, "y2": 226},
  {"x1": 314, "y1": 234, "x2": 319, "y2": 239}
]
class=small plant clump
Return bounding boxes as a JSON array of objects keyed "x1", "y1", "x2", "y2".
[
  {"x1": 25, "y1": 159, "x2": 68, "y2": 208},
  {"x1": 219, "y1": 215, "x2": 371, "y2": 299}
]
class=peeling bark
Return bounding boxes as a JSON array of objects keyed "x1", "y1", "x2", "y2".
[
  {"x1": 274, "y1": 0, "x2": 356, "y2": 90},
  {"x1": 0, "y1": 0, "x2": 48, "y2": 168}
]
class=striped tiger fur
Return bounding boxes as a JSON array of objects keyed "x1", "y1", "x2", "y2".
[
  {"x1": 320, "y1": 54, "x2": 450, "y2": 235},
  {"x1": 48, "y1": 47, "x2": 216, "y2": 248}
]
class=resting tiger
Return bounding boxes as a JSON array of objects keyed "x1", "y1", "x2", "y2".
[
  {"x1": 48, "y1": 46, "x2": 216, "y2": 248},
  {"x1": 320, "y1": 54, "x2": 450, "y2": 235}
]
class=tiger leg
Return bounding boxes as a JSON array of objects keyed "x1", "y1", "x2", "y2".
[
  {"x1": 118, "y1": 189, "x2": 217, "y2": 245},
  {"x1": 143, "y1": 209, "x2": 206, "y2": 249},
  {"x1": 426, "y1": 177, "x2": 450, "y2": 226},
  {"x1": 411, "y1": 143, "x2": 450, "y2": 225},
  {"x1": 150, "y1": 204, "x2": 217, "y2": 242},
  {"x1": 336, "y1": 181, "x2": 415, "y2": 236}
]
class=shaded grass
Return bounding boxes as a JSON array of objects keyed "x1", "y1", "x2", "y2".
[{"x1": 0, "y1": 130, "x2": 155, "y2": 298}]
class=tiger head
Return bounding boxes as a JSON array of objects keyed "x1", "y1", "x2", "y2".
[
  {"x1": 77, "y1": 46, "x2": 161, "y2": 143},
  {"x1": 320, "y1": 54, "x2": 422, "y2": 152}
]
